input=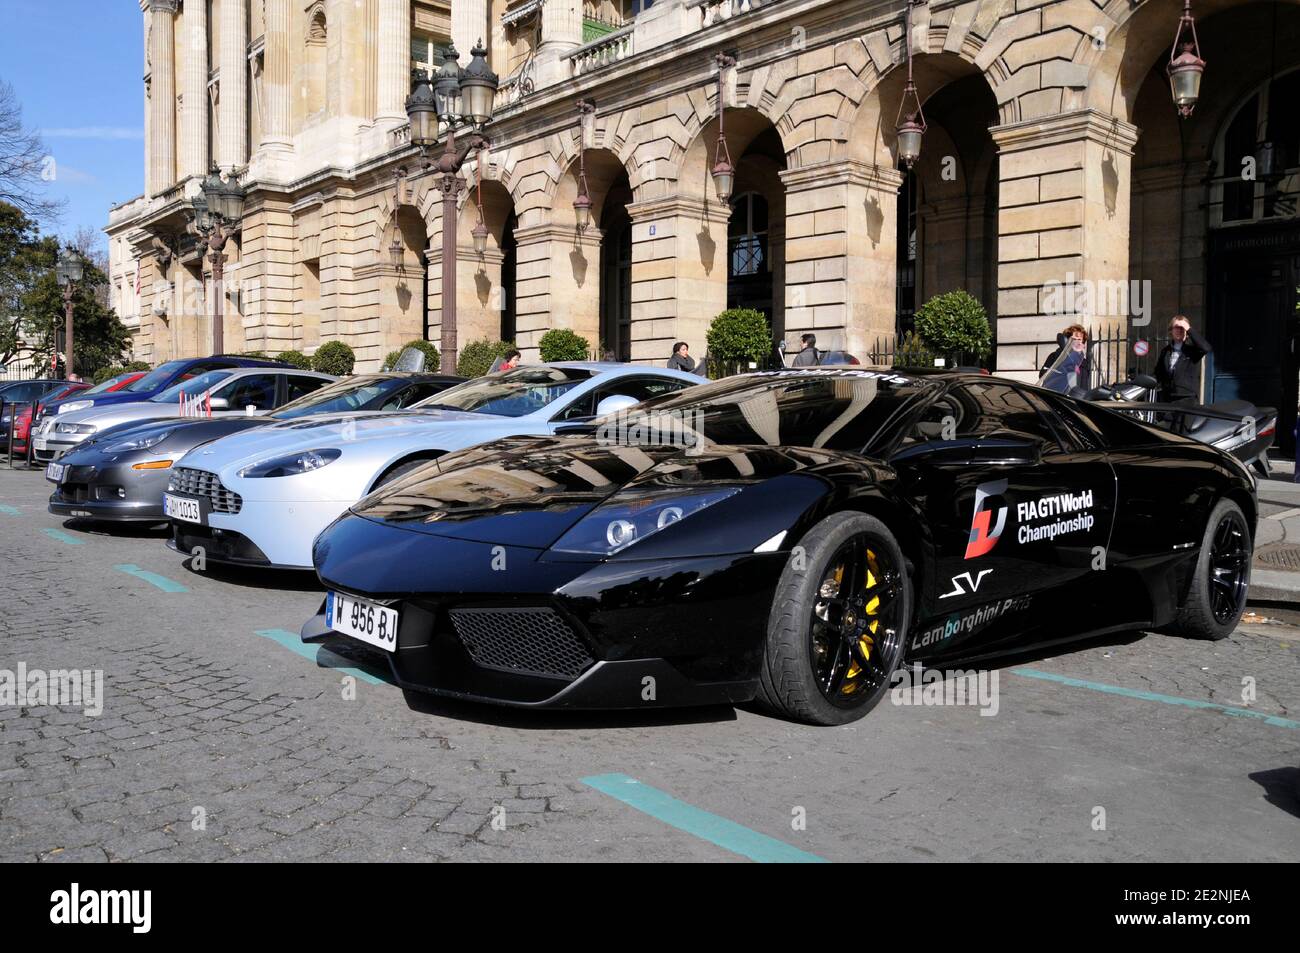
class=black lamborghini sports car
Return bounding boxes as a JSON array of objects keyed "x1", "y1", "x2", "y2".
[{"x1": 302, "y1": 368, "x2": 1256, "y2": 725}]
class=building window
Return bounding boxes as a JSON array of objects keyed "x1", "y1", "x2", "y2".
[
  {"x1": 411, "y1": 33, "x2": 443, "y2": 76},
  {"x1": 1213, "y1": 67, "x2": 1300, "y2": 226},
  {"x1": 895, "y1": 169, "x2": 918, "y2": 335},
  {"x1": 729, "y1": 192, "x2": 768, "y2": 277}
]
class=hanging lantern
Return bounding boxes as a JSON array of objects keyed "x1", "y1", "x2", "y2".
[
  {"x1": 894, "y1": 4, "x2": 926, "y2": 168},
  {"x1": 1167, "y1": 0, "x2": 1206, "y2": 118},
  {"x1": 712, "y1": 54, "x2": 736, "y2": 204},
  {"x1": 389, "y1": 235, "x2": 404, "y2": 270},
  {"x1": 472, "y1": 143, "x2": 489, "y2": 254},
  {"x1": 573, "y1": 100, "x2": 595, "y2": 230}
]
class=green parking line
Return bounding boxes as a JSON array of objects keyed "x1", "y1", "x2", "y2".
[
  {"x1": 113, "y1": 564, "x2": 190, "y2": 593},
  {"x1": 1011, "y1": 668, "x2": 1300, "y2": 729},
  {"x1": 254, "y1": 628, "x2": 391, "y2": 686},
  {"x1": 0, "y1": 504, "x2": 19, "y2": 515},
  {"x1": 582, "y1": 773, "x2": 828, "y2": 863},
  {"x1": 42, "y1": 528, "x2": 84, "y2": 545}
]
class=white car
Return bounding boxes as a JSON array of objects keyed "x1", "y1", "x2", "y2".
[
  {"x1": 164, "y1": 363, "x2": 701, "y2": 569},
  {"x1": 32, "y1": 368, "x2": 336, "y2": 461}
]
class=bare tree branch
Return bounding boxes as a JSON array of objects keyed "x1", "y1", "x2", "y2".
[{"x1": 0, "y1": 78, "x2": 65, "y2": 223}]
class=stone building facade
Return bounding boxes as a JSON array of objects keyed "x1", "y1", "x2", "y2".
[{"x1": 107, "y1": 0, "x2": 1300, "y2": 434}]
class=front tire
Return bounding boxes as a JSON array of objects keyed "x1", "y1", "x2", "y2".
[
  {"x1": 1166, "y1": 498, "x2": 1251, "y2": 641},
  {"x1": 755, "y1": 512, "x2": 910, "y2": 725}
]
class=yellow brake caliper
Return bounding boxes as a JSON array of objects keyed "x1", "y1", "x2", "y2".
[{"x1": 843, "y1": 548, "x2": 881, "y2": 691}]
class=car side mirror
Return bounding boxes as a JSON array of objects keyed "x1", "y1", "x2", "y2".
[
  {"x1": 207, "y1": 397, "x2": 230, "y2": 410},
  {"x1": 1131, "y1": 373, "x2": 1158, "y2": 390},
  {"x1": 596, "y1": 394, "x2": 640, "y2": 416}
]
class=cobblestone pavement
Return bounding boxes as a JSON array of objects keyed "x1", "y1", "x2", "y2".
[{"x1": 1, "y1": 464, "x2": 1297, "y2": 862}]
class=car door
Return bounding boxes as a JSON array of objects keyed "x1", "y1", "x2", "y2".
[
  {"x1": 283, "y1": 373, "x2": 329, "y2": 406},
  {"x1": 548, "y1": 375, "x2": 692, "y2": 427},
  {"x1": 212, "y1": 374, "x2": 279, "y2": 414},
  {"x1": 889, "y1": 380, "x2": 1116, "y2": 657}
]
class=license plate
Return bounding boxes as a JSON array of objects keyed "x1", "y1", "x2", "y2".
[
  {"x1": 326, "y1": 591, "x2": 399, "y2": 653},
  {"x1": 33, "y1": 437, "x2": 46, "y2": 451},
  {"x1": 45, "y1": 462, "x2": 65, "y2": 483},
  {"x1": 163, "y1": 493, "x2": 203, "y2": 524}
]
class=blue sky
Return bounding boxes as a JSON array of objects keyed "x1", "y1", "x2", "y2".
[{"x1": 0, "y1": 0, "x2": 144, "y2": 246}]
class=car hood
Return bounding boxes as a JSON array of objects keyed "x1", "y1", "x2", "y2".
[
  {"x1": 66, "y1": 416, "x2": 269, "y2": 465},
  {"x1": 68, "y1": 401, "x2": 205, "y2": 429},
  {"x1": 176, "y1": 408, "x2": 512, "y2": 470},
  {"x1": 347, "y1": 435, "x2": 841, "y2": 549}
]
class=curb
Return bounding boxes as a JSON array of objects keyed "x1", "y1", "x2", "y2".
[{"x1": 1249, "y1": 568, "x2": 1300, "y2": 605}]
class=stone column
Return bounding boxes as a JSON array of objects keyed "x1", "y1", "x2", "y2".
[
  {"x1": 218, "y1": 0, "x2": 248, "y2": 171},
  {"x1": 452, "y1": 0, "x2": 490, "y2": 73},
  {"x1": 537, "y1": 0, "x2": 582, "y2": 85},
  {"x1": 261, "y1": 0, "x2": 291, "y2": 149},
  {"x1": 509, "y1": 223, "x2": 601, "y2": 360},
  {"x1": 990, "y1": 108, "x2": 1139, "y2": 378},
  {"x1": 625, "y1": 196, "x2": 729, "y2": 364},
  {"x1": 147, "y1": 0, "x2": 178, "y2": 194},
  {"x1": 781, "y1": 161, "x2": 903, "y2": 359},
  {"x1": 180, "y1": 0, "x2": 208, "y2": 179},
  {"x1": 376, "y1": 0, "x2": 411, "y2": 123}
]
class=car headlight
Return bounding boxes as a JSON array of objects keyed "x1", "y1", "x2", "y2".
[
  {"x1": 59, "y1": 400, "x2": 92, "y2": 414},
  {"x1": 238, "y1": 448, "x2": 342, "y2": 479},
  {"x1": 551, "y1": 486, "x2": 740, "y2": 555},
  {"x1": 55, "y1": 422, "x2": 96, "y2": 435},
  {"x1": 104, "y1": 428, "x2": 176, "y2": 453}
]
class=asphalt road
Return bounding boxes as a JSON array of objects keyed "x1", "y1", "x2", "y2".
[{"x1": 1, "y1": 464, "x2": 1298, "y2": 862}]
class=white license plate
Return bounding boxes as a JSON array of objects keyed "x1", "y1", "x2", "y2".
[
  {"x1": 33, "y1": 437, "x2": 46, "y2": 451},
  {"x1": 163, "y1": 493, "x2": 202, "y2": 524},
  {"x1": 327, "y1": 592, "x2": 399, "y2": 653},
  {"x1": 45, "y1": 462, "x2": 65, "y2": 483}
]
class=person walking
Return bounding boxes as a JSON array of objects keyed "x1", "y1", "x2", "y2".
[
  {"x1": 667, "y1": 341, "x2": 695, "y2": 372},
  {"x1": 792, "y1": 333, "x2": 821, "y2": 367}
]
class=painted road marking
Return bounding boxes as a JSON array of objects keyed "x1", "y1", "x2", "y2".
[
  {"x1": 1011, "y1": 667, "x2": 1300, "y2": 729},
  {"x1": 582, "y1": 773, "x2": 828, "y2": 864},
  {"x1": 42, "y1": 528, "x2": 84, "y2": 545},
  {"x1": 114, "y1": 564, "x2": 190, "y2": 593},
  {"x1": 1265, "y1": 505, "x2": 1300, "y2": 521},
  {"x1": 0, "y1": 504, "x2": 19, "y2": 515},
  {"x1": 254, "y1": 628, "x2": 390, "y2": 686}
]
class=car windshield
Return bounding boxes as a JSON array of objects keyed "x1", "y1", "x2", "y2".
[
  {"x1": 44, "y1": 384, "x2": 83, "y2": 402},
  {"x1": 150, "y1": 370, "x2": 234, "y2": 403},
  {"x1": 412, "y1": 366, "x2": 595, "y2": 418},
  {"x1": 592, "y1": 370, "x2": 938, "y2": 453},
  {"x1": 126, "y1": 360, "x2": 186, "y2": 392},
  {"x1": 84, "y1": 374, "x2": 131, "y2": 395},
  {"x1": 271, "y1": 375, "x2": 407, "y2": 419}
]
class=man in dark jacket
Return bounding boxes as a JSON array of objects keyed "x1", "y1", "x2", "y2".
[
  {"x1": 791, "y1": 334, "x2": 821, "y2": 367},
  {"x1": 1155, "y1": 315, "x2": 1211, "y2": 404}
]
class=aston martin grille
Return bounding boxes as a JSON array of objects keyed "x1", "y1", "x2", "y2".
[
  {"x1": 169, "y1": 467, "x2": 243, "y2": 514},
  {"x1": 449, "y1": 607, "x2": 594, "y2": 680}
]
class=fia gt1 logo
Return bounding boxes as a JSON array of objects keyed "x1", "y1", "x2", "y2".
[
  {"x1": 941, "y1": 569, "x2": 993, "y2": 600},
  {"x1": 965, "y1": 479, "x2": 1008, "y2": 559}
]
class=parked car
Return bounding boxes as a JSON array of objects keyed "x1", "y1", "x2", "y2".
[
  {"x1": 33, "y1": 367, "x2": 335, "y2": 462},
  {"x1": 40, "y1": 355, "x2": 287, "y2": 419},
  {"x1": 46, "y1": 371, "x2": 464, "y2": 523},
  {"x1": 0, "y1": 381, "x2": 91, "y2": 455},
  {"x1": 164, "y1": 363, "x2": 701, "y2": 569},
  {"x1": 303, "y1": 368, "x2": 1256, "y2": 725}
]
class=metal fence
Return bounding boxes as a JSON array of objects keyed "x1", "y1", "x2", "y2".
[
  {"x1": 1, "y1": 355, "x2": 44, "y2": 382},
  {"x1": 1032, "y1": 327, "x2": 1176, "y2": 394}
]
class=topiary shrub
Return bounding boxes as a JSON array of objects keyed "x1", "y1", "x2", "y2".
[
  {"x1": 705, "y1": 308, "x2": 771, "y2": 378},
  {"x1": 457, "y1": 338, "x2": 516, "y2": 377},
  {"x1": 913, "y1": 290, "x2": 992, "y2": 359},
  {"x1": 538, "y1": 328, "x2": 589, "y2": 362},
  {"x1": 276, "y1": 349, "x2": 312, "y2": 370},
  {"x1": 379, "y1": 339, "x2": 440, "y2": 372},
  {"x1": 311, "y1": 340, "x2": 356, "y2": 376}
]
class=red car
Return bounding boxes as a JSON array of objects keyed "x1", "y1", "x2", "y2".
[{"x1": 7, "y1": 372, "x2": 146, "y2": 457}]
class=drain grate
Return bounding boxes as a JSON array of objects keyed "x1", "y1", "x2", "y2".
[{"x1": 1253, "y1": 542, "x2": 1300, "y2": 570}]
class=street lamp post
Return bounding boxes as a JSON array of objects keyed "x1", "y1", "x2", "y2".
[
  {"x1": 406, "y1": 41, "x2": 499, "y2": 370},
  {"x1": 189, "y1": 168, "x2": 246, "y2": 354},
  {"x1": 55, "y1": 247, "x2": 84, "y2": 379}
]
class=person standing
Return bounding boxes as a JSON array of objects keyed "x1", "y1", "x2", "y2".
[
  {"x1": 1039, "y1": 324, "x2": 1091, "y2": 393},
  {"x1": 792, "y1": 333, "x2": 821, "y2": 367},
  {"x1": 1155, "y1": 315, "x2": 1212, "y2": 405},
  {"x1": 499, "y1": 349, "x2": 521, "y2": 371},
  {"x1": 667, "y1": 341, "x2": 695, "y2": 372}
]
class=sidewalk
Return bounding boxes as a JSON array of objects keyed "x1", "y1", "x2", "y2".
[{"x1": 1249, "y1": 457, "x2": 1300, "y2": 604}]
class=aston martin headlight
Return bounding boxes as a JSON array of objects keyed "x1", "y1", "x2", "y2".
[
  {"x1": 59, "y1": 400, "x2": 93, "y2": 414},
  {"x1": 238, "y1": 448, "x2": 342, "y2": 479},
  {"x1": 552, "y1": 487, "x2": 740, "y2": 555},
  {"x1": 104, "y1": 428, "x2": 176, "y2": 453}
]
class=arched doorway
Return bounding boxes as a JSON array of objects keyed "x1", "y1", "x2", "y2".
[
  {"x1": 501, "y1": 210, "x2": 518, "y2": 343},
  {"x1": 455, "y1": 178, "x2": 518, "y2": 353},
  {"x1": 726, "y1": 125, "x2": 786, "y2": 338},
  {"x1": 1126, "y1": 1, "x2": 1300, "y2": 448}
]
